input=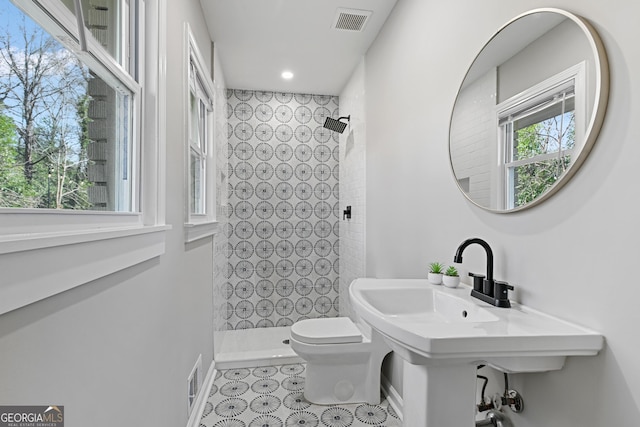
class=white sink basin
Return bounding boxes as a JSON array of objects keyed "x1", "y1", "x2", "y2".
[
  {"x1": 350, "y1": 278, "x2": 604, "y2": 427},
  {"x1": 357, "y1": 285, "x2": 498, "y2": 323},
  {"x1": 351, "y1": 278, "x2": 602, "y2": 368}
]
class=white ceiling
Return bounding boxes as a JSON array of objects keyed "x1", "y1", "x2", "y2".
[{"x1": 200, "y1": 0, "x2": 398, "y2": 96}]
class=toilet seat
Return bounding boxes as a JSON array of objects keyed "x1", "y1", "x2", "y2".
[{"x1": 291, "y1": 317, "x2": 363, "y2": 344}]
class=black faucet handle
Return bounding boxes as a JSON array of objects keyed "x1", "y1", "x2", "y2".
[
  {"x1": 494, "y1": 281, "x2": 514, "y2": 301},
  {"x1": 469, "y1": 272, "x2": 485, "y2": 292}
]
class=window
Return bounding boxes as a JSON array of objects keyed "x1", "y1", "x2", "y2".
[
  {"x1": 0, "y1": 0, "x2": 167, "y2": 315},
  {"x1": 497, "y1": 63, "x2": 585, "y2": 209},
  {"x1": 189, "y1": 67, "x2": 208, "y2": 215},
  {"x1": 1, "y1": 0, "x2": 138, "y2": 211},
  {"x1": 60, "y1": 0, "x2": 129, "y2": 67},
  {"x1": 184, "y1": 24, "x2": 217, "y2": 242}
]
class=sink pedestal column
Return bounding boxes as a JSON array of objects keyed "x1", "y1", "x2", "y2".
[{"x1": 402, "y1": 360, "x2": 477, "y2": 427}]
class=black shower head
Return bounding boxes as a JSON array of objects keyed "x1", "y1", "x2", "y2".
[{"x1": 323, "y1": 115, "x2": 350, "y2": 134}]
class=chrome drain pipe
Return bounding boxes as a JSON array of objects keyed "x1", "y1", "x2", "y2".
[{"x1": 476, "y1": 410, "x2": 514, "y2": 427}]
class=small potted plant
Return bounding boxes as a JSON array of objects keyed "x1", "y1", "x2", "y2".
[
  {"x1": 428, "y1": 262, "x2": 444, "y2": 285},
  {"x1": 443, "y1": 266, "x2": 460, "y2": 288}
]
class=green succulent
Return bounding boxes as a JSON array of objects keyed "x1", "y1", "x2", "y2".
[
  {"x1": 445, "y1": 266, "x2": 459, "y2": 277},
  {"x1": 429, "y1": 262, "x2": 444, "y2": 274}
]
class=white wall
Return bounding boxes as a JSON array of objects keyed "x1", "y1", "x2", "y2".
[
  {"x1": 212, "y1": 45, "x2": 230, "y2": 360},
  {"x1": 0, "y1": 2, "x2": 216, "y2": 426},
  {"x1": 339, "y1": 58, "x2": 367, "y2": 321},
  {"x1": 363, "y1": 0, "x2": 640, "y2": 425}
]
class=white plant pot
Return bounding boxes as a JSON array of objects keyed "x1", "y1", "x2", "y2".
[
  {"x1": 428, "y1": 272, "x2": 443, "y2": 285},
  {"x1": 442, "y1": 275, "x2": 460, "y2": 288}
]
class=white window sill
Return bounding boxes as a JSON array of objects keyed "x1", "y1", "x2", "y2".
[
  {"x1": 0, "y1": 224, "x2": 171, "y2": 315},
  {"x1": 184, "y1": 220, "x2": 219, "y2": 243}
]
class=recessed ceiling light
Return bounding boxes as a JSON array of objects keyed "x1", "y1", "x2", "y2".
[{"x1": 281, "y1": 71, "x2": 294, "y2": 80}]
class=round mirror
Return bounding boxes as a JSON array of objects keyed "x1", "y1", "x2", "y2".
[{"x1": 449, "y1": 8, "x2": 609, "y2": 212}]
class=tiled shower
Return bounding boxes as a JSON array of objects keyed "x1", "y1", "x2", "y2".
[{"x1": 221, "y1": 89, "x2": 341, "y2": 330}]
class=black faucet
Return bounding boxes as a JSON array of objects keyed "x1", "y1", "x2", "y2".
[{"x1": 454, "y1": 238, "x2": 513, "y2": 308}]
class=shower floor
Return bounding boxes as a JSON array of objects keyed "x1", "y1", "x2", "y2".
[{"x1": 215, "y1": 326, "x2": 302, "y2": 369}]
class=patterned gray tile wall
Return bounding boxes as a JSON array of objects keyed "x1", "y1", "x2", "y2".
[{"x1": 223, "y1": 89, "x2": 340, "y2": 329}]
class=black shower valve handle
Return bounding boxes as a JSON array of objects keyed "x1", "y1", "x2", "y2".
[{"x1": 343, "y1": 206, "x2": 352, "y2": 220}]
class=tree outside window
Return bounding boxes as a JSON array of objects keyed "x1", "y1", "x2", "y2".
[
  {"x1": 510, "y1": 105, "x2": 575, "y2": 207},
  {"x1": 0, "y1": 0, "x2": 134, "y2": 211}
]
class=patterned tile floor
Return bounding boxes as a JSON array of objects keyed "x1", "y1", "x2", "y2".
[{"x1": 200, "y1": 363, "x2": 402, "y2": 427}]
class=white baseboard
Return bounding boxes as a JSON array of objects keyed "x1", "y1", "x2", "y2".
[
  {"x1": 186, "y1": 360, "x2": 216, "y2": 427},
  {"x1": 381, "y1": 374, "x2": 403, "y2": 422}
]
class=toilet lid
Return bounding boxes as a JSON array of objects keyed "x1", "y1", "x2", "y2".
[{"x1": 291, "y1": 317, "x2": 363, "y2": 344}]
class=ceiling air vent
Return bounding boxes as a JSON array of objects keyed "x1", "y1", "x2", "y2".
[{"x1": 332, "y1": 8, "x2": 373, "y2": 32}]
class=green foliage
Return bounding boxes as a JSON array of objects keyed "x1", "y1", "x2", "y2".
[
  {"x1": 0, "y1": 109, "x2": 40, "y2": 207},
  {"x1": 514, "y1": 158, "x2": 570, "y2": 206},
  {"x1": 445, "y1": 266, "x2": 459, "y2": 277},
  {"x1": 513, "y1": 123, "x2": 544, "y2": 161},
  {"x1": 429, "y1": 262, "x2": 444, "y2": 274},
  {"x1": 512, "y1": 112, "x2": 574, "y2": 207},
  {"x1": 0, "y1": 98, "x2": 92, "y2": 209}
]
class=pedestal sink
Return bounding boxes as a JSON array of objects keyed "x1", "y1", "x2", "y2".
[{"x1": 349, "y1": 278, "x2": 603, "y2": 427}]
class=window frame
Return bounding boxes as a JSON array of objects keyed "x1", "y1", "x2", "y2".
[
  {"x1": 495, "y1": 62, "x2": 586, "y2": 210},
  {"x1": 40, "y1": 0, "x2": 141, "y2": 212},
  {"x1": 0, "y1": 0, "x2": 168, "y2": 315},
  {"x1": 183, "y1": 23, "x2": 217, "y2": 243}
]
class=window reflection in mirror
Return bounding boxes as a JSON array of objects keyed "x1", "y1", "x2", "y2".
[{"x1": 499, "y1": 66, "x2": 582, "y2": 209}]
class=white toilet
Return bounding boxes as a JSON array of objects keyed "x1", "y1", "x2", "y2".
[{"x1": 289, "y1": 317, "x2": 391, "y2": 405}]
